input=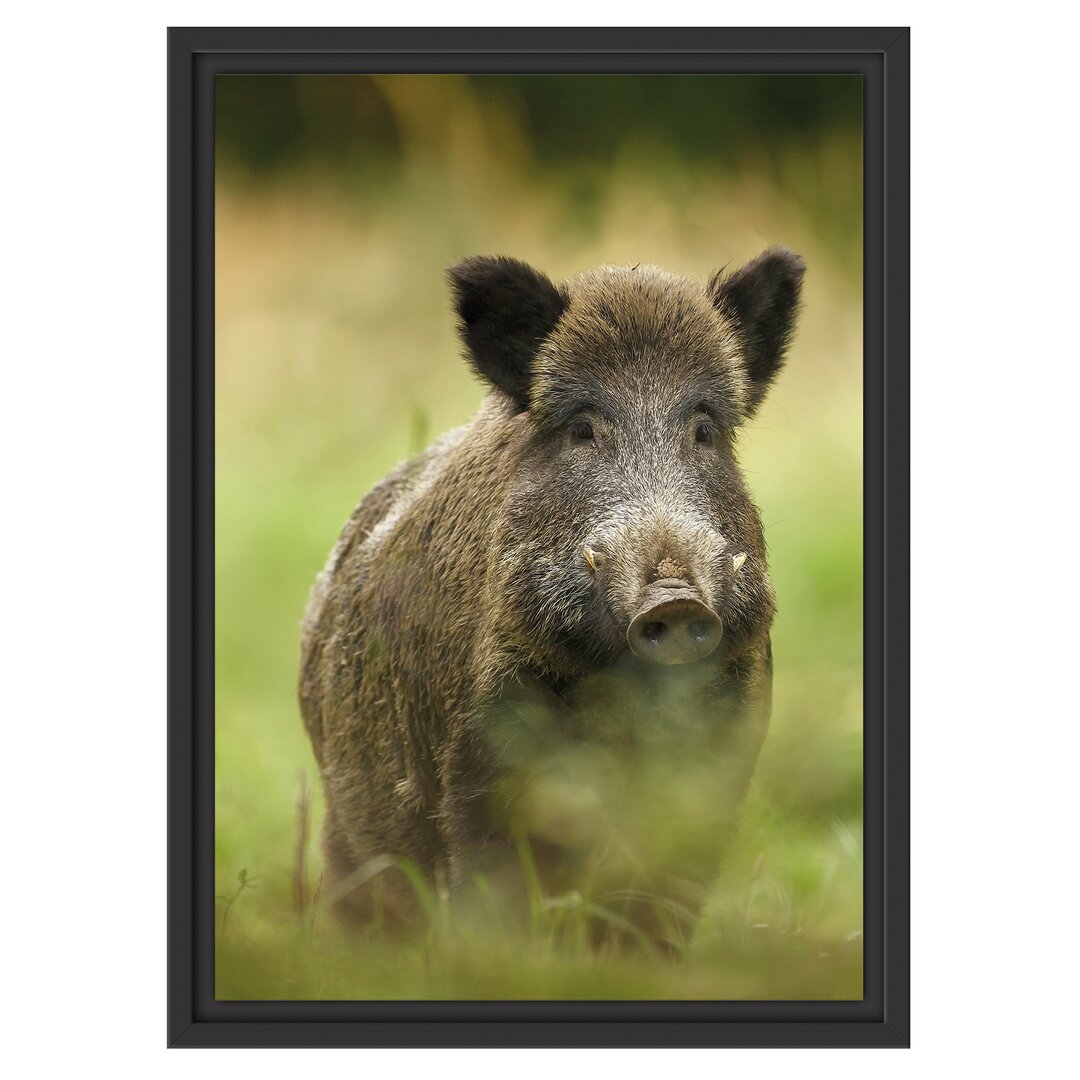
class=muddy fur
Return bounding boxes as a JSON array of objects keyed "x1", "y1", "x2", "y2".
[{"x1": 300, "y1": 251, "x2": 804, "y2": 926}]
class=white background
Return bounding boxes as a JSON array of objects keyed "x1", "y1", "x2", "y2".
[{"x1": 3, "y1": 3, "x2": 1077, "y2": 1073}]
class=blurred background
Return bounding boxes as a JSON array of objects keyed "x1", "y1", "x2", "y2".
[{"x1": 215, "y1": 74, "x2": 863, "y2": 1000}]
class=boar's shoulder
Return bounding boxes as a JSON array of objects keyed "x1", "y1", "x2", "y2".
[{"x1": 299, "y1": 426, "x2": 468, "y2": 754}]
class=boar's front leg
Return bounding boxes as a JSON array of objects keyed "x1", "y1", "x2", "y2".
[
  {"x1": 440, "y1": 672, "x2": 578, "y2": 909},
  {"x1": 713, "y1": 636, "x2": 774, "y2": 803}
]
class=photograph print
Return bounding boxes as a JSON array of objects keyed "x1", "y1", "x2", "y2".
[{"x1": 212, "y1": 70, "x2": 867, "y2": 1003}]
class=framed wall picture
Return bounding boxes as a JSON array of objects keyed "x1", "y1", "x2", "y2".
[{"x1": 168, "y1": 26, "x2": 909, "y2": 1048}]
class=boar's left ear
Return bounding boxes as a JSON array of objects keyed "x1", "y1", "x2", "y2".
[
  {"x1": 448, "y1": 255, "x2": 567, "y2": 408},
  {"x1": 709, "y1": 248, "x2": 805, "y2": 416}
]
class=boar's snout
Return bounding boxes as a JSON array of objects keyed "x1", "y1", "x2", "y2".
[{"x1": 626, "y1": 579, "x2": 722, "y2": 666}]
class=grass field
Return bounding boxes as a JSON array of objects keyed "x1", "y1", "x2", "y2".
[{"x1": 214, "y1": 116, "x2": 863, "y2": 999}]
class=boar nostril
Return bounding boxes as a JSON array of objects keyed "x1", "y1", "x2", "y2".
[
  {"x1": 687, "y1": 620, "x2": 712, "y2": 642},
  {"x1": 643, "y1": 621, "x2": 666, "y2": 643}
]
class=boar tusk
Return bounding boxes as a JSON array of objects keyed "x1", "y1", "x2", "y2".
[
  {"x1": 583, "y1": 546, "x2": 598, "y2": 574},
  {"x1": 732, "y1": 552, "x2": 747, "y2": 574}
]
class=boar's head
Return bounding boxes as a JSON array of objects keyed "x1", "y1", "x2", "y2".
[{"x1": 449, "y1": 252, "x2": 804, "y2": 676}]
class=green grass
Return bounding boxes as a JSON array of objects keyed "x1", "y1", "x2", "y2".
[{"x1": 214, "y1": 131, "x2": 863, "y2": 1000}]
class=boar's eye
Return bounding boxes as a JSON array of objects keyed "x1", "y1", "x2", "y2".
[
  {"x1": 694, "y1": 421, "x2": 717, "y2": 446},
  {"x1": 568, "y1": 419, "x2": 595, "y2": 443}
]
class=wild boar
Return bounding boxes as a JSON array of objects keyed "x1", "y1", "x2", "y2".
[{"x1": 300, "y1": 250, "x2": 804, "y2": 928}]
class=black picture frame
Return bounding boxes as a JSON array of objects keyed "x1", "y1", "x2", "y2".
[{"x1": 168, "y1": 26, "x2": 909, "y2": 1049}]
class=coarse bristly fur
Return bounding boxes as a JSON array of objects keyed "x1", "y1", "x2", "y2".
[{"x1": 300, "y1": 250, "x2": 805, "y2": 929}]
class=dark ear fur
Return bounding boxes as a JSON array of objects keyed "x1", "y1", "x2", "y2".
[
  {"x1": 709, "y1": 248, "x2": 805, "y2": 415},
  {"x1": 448, "y1": 256, "x2": 567, "y2": 408}
]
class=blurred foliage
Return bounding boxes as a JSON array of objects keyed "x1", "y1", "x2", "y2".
[
  {"x1": 217, "y1": 74, "x2": 863, "y2": 273},
  {"x1": 214, "y1": 74, "x2": 863, "y2": 1000},
  {"x1": 218, "y1": 74, "x2": 861, "y2": 171}
]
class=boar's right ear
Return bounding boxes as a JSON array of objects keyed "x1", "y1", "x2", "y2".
[
  {"x1": 709, "y1": 248, "x2": 805, "y2": 416},
  {"x1": 448, "y1": 256, "x2": 567, "y2": 408}
]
